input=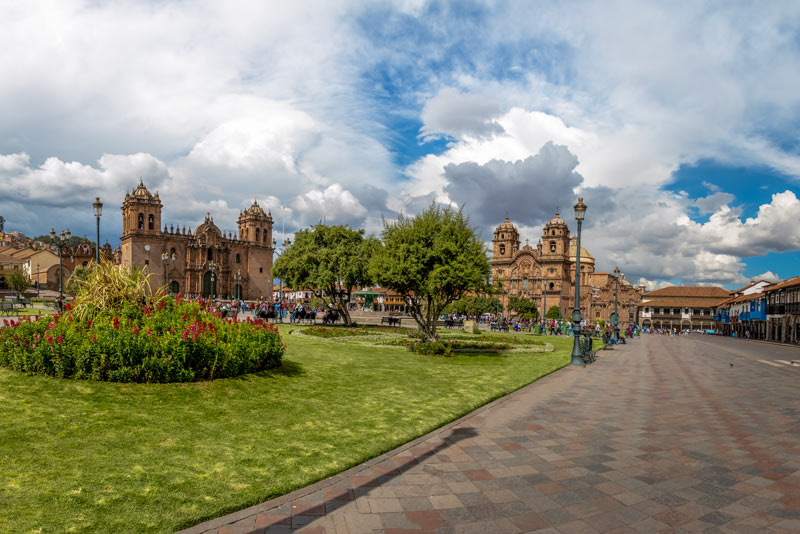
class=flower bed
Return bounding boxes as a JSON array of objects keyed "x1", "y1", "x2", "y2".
[{"x1": 0, "y1": 298, "x2": 284, "y2": 383}]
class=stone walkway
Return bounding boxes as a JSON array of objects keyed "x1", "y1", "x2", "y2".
[{"x1": 182, "y1": 335, "x2": 800, "y2": 534}]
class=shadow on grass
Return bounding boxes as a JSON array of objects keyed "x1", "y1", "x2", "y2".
[
  {"x1": 236, "y1": 359, "x2": 305, "y2": 381},
  {"x1": 185, "y1": 426, "x2": 479, "y2": 532}
]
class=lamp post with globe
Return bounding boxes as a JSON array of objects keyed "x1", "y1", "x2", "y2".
[
  {"x1": 50, "y1": 227, "x2": 71, "y2": 300},
  {"x1": 569, "y1": 198, "x2": 587, "y2": 367}
]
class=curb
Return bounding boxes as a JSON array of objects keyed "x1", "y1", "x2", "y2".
[{"x1": 177, "y1": 359, "x2": 572, "y2": 533}]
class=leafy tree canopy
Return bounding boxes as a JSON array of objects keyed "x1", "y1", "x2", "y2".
[
  {"x1": 508, "y1": 296, "x2": 539, "y2": 318},
  {"x1": 371, "y1": 204, "x2": 491, "y2": 340},
  {"x1": 545, "y1": 305, "x2": 561, "y2": 320},
  {"x1": 273, "y1": 224, "x2": 378, "y2": 325},
  {"x1": 444, "y1": 295, "x2": 500, "y2": 316},
  {"x1": 6, "y1": 270, "x2": 31, "y2": 298}
]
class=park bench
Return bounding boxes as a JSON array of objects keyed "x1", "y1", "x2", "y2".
[
  {"x1": 443, "y1": 319, "x2": 464, "y2": 329},
  {"x1": 381, "y1": 316, "x2": 401, "y2": 327},
  {"x1": 490, "y1": 322, "x2": 509, "y2": 332},
  {"x1": 0, "y1": 302, "x2": 15, "y2": 316}
]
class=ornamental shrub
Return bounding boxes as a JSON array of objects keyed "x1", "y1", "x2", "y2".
[{"x1": 0, "y1": 298, "x2": 284, "y2": 383}]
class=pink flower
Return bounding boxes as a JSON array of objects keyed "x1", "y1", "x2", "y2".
[
  {"x1": 56, "y1": 336, "x2": 63, "y2": 344},
  {"x1": 112, "y1": 317, "x2": 119, "y2": 330},
  {"x1": 46, "y1": 336, "x2": 53, "y2": 346}
]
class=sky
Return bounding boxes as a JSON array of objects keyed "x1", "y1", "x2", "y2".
[{"x1": 2, "y1": 0, "x2": 800, "y2": 290}]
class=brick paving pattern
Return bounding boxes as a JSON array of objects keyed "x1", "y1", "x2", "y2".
[{"x1": 182, "y1": 335, "x2": 800, "y2": 533}]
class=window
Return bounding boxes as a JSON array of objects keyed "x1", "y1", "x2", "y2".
[
  {"x1": 207, "y1": 248, "x2": 213, "y2": 261},
  {"x1": 235, "y1": 253, "x2": 241, "y2": 264},
  {"x1": 144, "y1": 259, "x2": 149, "y2": 265},
  {"x1": 549, "y1": 282, "x2": 554, "y2": 290},
  {"x1": 499, "y1": 245, "x2": 505, "y2": 255},
  {"x1": 148, "y1": 214, "x2": 154, "y2": 230},
  {"x1": 523, "y1": 278, "x2": 528, "y2": 288},
  {"x1": 170, "y1": 247, "x2": 176, "y2": 258},
  {"x1": 263, "y1": 229, "x2": 268, "y2": 243},
  {"x1": 138, "y1": 213, "x2": 144, "y2": 230},
  {"x1": 259, "y1": 267, "x2": 263, "y2": 273},
  {"x1": 549, "y1": 241, "x2": 556, "y2": 252},
  {"x1": 551, "y1": 230, "x2": 555, "y2": 236},
  {"x1": 256, "y1": 228, "x2": 260, "y2": 242}
]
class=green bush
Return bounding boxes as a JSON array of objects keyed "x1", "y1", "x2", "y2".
[{"x1": 0, "y1": 298, "x2": 284, "y2": 383}]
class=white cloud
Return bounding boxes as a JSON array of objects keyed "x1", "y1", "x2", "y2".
[
  {"x1": 420, "y1": 88, "x2": 504, "y2": 140},
  {"x1": 292, "y1": 184, "x2": 367, "y2": 227}
]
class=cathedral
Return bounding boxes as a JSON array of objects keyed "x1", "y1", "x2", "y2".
[
  {"x1": 491, "y1": 214, "x2": 644, "y2": 326},
  {"x1": 119, "y1": 181, "x2": 274, "y2": 300}
]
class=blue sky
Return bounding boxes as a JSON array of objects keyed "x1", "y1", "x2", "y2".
[{"x1": 1, "y1": 1, "x2": 800, "y2": 289}]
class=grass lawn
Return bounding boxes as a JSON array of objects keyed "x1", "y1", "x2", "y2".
[{"x1": 0, "y1": 326, "x2": 571, "y2": 533}]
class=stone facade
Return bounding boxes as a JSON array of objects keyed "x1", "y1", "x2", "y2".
[
  {"x1": 119, "y1": 181, "x2": 274, "y2": 300},
  {"x1": 491, "y1": 215, "x2": 643, "y2": 325}
]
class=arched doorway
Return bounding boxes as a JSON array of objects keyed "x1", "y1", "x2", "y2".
[
  {"x1": 202, "y1": 271, "x2": 215, "y2": 297},
  {"x1": 169, "y1": 281, "x2": 180, "y2": 294},
  {"x1": 234, "y1": 284, "x2": 243, "y2": 299}
]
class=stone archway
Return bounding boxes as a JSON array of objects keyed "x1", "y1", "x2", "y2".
[
  {"x1": 169, "y1": 280, "x2": 180, "y2": 294},
  {"x1": 234, "y1": 283, "x2": 242, "y2": 300}
]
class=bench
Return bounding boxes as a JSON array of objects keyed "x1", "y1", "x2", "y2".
[
  {"x1": 381, "y1": 316, "x2": 401, "y2": 327},
  {"x1": 444, "y1": 319, "x2": 464, "y2": 329},
  {"x1": 490, "y1": 322, "x2": 509, "y2": 332},
  {"x1": 0, "y1": 302, "x2": 15, "y2": 316}
]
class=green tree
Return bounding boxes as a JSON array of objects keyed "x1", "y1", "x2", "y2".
[
  {"x1": 6, "y1": 270, "x2": 31, "y2": 297},
  {"x1": 371, "y1": 204, "x2": 491, "y2": 341},
  {"x1": 444, "y1": 295, "x2": 500, "y2": 316},
  {"x1": 545, "y1": 305, "x2": 561, "y2": 320},
  {"x1": 273, "y1": 224, "x2": 378, "y2": 325},
  {"x1": 508, "y1": 296, "x2": 539, "y2": 319},
  {"x1": 66, "y1": 265, "x2": 92, "y2": 292}
]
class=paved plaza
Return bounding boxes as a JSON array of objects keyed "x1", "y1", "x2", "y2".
[{"x1": 183, "y1": 335, "x2": 800, "y2": 534}]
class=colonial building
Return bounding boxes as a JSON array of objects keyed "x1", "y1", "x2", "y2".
[
  {"x1": 490, "y1": 215, "x2": 643, "y2": 325},
  {"x1": 639, "y1": 286, "x2": 729, "y2": 331},
  {"x1": 119, "y1": 181, "x2": 274, "y2": 300}
]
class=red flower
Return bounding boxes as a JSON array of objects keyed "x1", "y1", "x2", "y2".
[
  {"x1": 86, "y1": 320, "x2": 92, "y2": 327},
  {"x1": 46, "y1": 336, "x2": 53, "y2": 346},
  {"x1": 112, "y1": 317, "x2": 119, "y2": 329},
  {"x1": 56, "y1": 336, "x2": 63, "y2": 344}
]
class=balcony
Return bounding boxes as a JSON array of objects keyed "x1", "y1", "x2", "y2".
[
  {"x1": 767, "y1": 305, "x2": 786, "y2": 315},
  {"x1": 787, "y1": 302, "x2": 800, "y2": 314}
]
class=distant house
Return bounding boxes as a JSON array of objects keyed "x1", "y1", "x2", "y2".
[{"x1": 638, "y1": 286, "x2": 730, "y2": 331}]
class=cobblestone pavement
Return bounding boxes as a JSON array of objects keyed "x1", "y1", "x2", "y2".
[{"x1": 182, "y1": 335, "x2": 800, "y2": 534}]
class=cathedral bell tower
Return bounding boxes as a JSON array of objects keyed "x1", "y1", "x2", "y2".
[
  {"x1": 237, "y1": 200, "x2": 273, "y2": 246},
  {"x1": 121, "y1": 180, "x2": 162, "y2": 237},
  {"x1": 492, "y1": 218, "x2": 519, "y2": 260}
]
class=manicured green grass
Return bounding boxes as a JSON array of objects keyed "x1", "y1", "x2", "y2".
[{"x1": 0, "y1": 326, "x2": 570, "y2": 533}]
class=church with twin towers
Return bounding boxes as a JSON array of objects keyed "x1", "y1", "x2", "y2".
[
  {"x1": 119, "y1": 180, "x2": 274, "y2": 300},
  {"x1": 491, "y1": 213, "x2": 644, "y2": 325}
]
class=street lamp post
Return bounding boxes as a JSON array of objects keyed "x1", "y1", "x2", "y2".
[
  {"x1": 273, "y1": 237, "x2": 291, "y2": 320},
  {"x1": 613, "y1": 266, "x2": 621, "y2": 342},
  {"x1": 50, "y1": 227, "x2": 71, "y2": 300},
  {"x1": 235, "y1": 269, "x2": 242, "y2": 300},
  {"x1": 161, "y1": 247, "x2": 175, "y2": 292},
  {"x1": 209, "y1": 261, "x2": 217, "y2": 300},
  {"x1": 570, "y1": 198, "x2": 587, "y2": 366},
  {"x1": 36, "y1": 263, "x2": 40, "y2": 298},
  {"x1": 92, "y1": 197, "x2": 103, "y2": 263}
]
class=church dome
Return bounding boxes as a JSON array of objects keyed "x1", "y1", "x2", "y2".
[
  {"x1": 568, "y1": 236, "x2": 594, "y2": 262},
  {"x1": 130, "y1": 179, "x2": 154, "y2": 200},
  {"x1": 244, "y1": 200, "x2": 266, "y2": 218},
  {"x1": 545, "y1": 212, "x2": 567, "y2": 227},
  {"x1": 495, "y1": 217, "x2": 516, "y2": 233}
]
